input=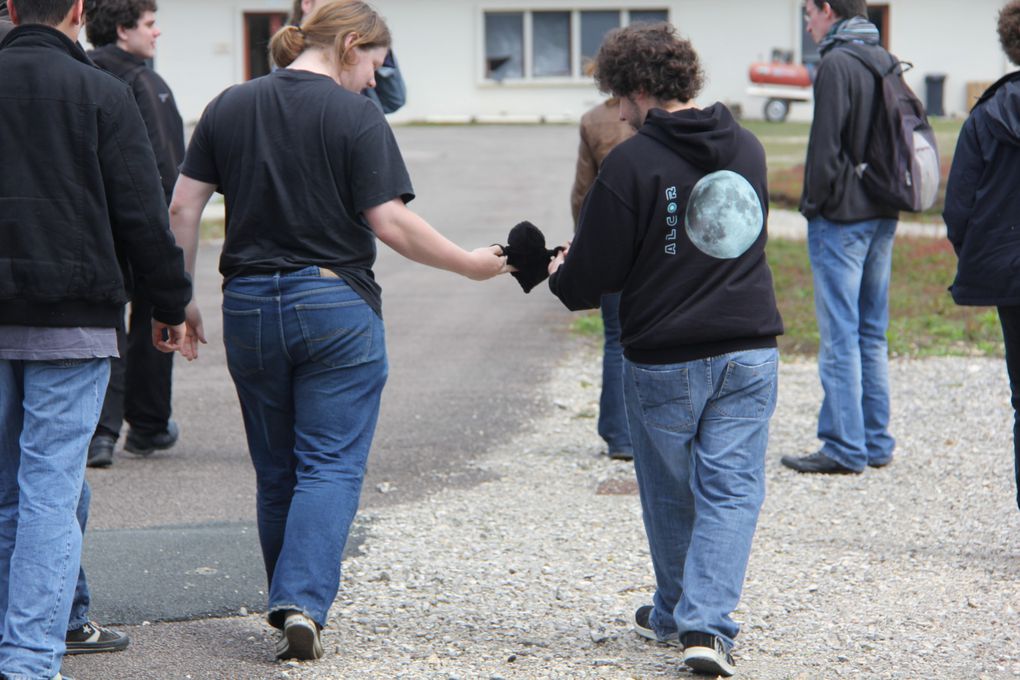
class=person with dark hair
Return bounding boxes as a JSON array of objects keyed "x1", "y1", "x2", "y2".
[
  {"x1": 168, "y1": 0, "x2": 507, "y2": 662},
  {"x1": 0, "y1": 1, "x2": 12, "y2": 39},
  {"x1": 0, "y1": 0, "x2": 191, "y2": 676},
  {"x1": 781, "y1": 0, "x2": 900, "y2": 474},
  {"x1": 548, "y1": 22, "x2": 782, "y2": 677},
  {"x1": 945, "y1": 0, "x2": 1020, "y2": 511},
  {"x1": 569, "y1": 97, "x2": 634, "y2": 462},
  {"x1": 83, "y1": 0, "x2": 185, "y2": 468},
  {"x1": 289, "y1": 0, "x2": 405, "y2": 113}
]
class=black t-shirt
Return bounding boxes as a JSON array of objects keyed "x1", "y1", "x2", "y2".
[{"x1": 181, "y1": 69, "x2": 414, "y2": 316}]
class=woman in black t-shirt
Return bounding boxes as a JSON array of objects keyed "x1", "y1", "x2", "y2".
[{"x1": 168, "y1": 1, "x2": 508, "y2": 663}]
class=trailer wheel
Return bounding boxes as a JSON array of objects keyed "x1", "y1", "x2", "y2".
[{"x1": 763, "y1": 98, "x2": 790, "y2": 123}]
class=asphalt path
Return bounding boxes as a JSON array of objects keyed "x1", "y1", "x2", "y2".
[{"x1": 68, "y1": 124, "x2": 583, "y2": 678}]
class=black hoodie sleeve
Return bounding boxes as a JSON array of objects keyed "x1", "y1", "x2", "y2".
[
  {"x1": 943, "y1": 116, "x2": 983, "y2": 255},
  {"x1": 549, "y1": 174, "x2": 637, "y2": 310},
  {"x1": 800, "y1": 56, "x2": 853, "y2": 219},
  {"x1": 98, "y1": 86, "x2": 191, "y2": 325}
]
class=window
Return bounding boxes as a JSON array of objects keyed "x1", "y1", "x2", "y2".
[
  {"x1": 482, "y1": 7, "x2": 670, "y2": 82},
  {"x1": 244, "y1": 12, "x2": 287, "y2": 80}
]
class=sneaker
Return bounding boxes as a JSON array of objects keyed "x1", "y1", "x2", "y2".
[
  {"x1": 124, "y1": 420, "x2": 179, "y2": 456},
  {"x1": 65, "y1": 621, "x2": 129, "y2": 654},
  {"x1": 681, "y1": 632, "x2": 736, "y2": 677},
  {"x1": 86, "y1": 435, "x2": 115, "y2": 469},
  {"x1": 275, "y1": 611, "x2": 323, "y2": 661},
  {"x1": 779, "y1": 450, "x2": 860, "y2": 474},
  {"x1": 632, "y1": 605, "x2": 679, "y2": 646},
  {"x1": 608, "y1": 450, "x2": 634, "y2": 461}
]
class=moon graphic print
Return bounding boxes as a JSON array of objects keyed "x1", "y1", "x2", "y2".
[{"x1": 683, "y1": 170, "x2": 763, "y2": 259}]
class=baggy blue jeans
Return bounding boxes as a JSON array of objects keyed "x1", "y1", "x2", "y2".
[
  {"x1": 222, "y1": 268, "x2": 387, "y2": 629},
  {"x1": 808, "y1": 217, "x2": 897, "y2": 470},
  {"x1": 624, "y1": 349, "x2": 778, "y2": 650},
  {"x1": 599, "y1": 293, "x2": 632, "y2": 455},
  {"x1": 0, "y1": 358, "x2": 109, "y2": 679}
]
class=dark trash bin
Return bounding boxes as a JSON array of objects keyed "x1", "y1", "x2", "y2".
[{"x1": 925, "y1": 73, "x2": 946, "y2": 117}]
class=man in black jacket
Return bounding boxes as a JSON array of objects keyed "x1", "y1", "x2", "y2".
[
  {"x1": 548, "y1": 23, "x2": 781, "y2": 677},
  {"x1": 945, "y1": 0, "x2": 1020, "y2": 510},
  {"x1": 84, "y1": 0, "x2": 186, "y2": 468},
  {"x1": 0, "y1": 0, "x2": 191, "y2": 675},
  {"x1": 781, "y1": 0, "x2": 899, "y2": 475}
]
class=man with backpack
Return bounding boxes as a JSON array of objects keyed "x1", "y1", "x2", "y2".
[{"x1": 782, "y1": 0, "x2": 900, "y2": 474}]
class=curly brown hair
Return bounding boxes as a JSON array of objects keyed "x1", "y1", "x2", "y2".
[
  {"x1": 593, "y1": 22, "x2": 703, "y2": 103},
  {"x1": 85, "y1": 0, "x2": 157, "y2": 46},
  {"x1": 1000, "y1": 0, "x2": 1020, "y2": 66}
]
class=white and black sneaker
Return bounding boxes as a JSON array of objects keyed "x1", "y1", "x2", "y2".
[
  {"x1": 681, "y1": 632, "x2": 736, "y2": 677},
  {"x1": 633, "y1": 605, "x2": 680, "y2": 646},
  {"x1": 275, "y1": 611, "x2": 323, "y2": 661}
]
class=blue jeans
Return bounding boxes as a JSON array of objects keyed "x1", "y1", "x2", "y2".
[
  {"x1": 808, "y1": 217, "x2": 897, "y2": 471},
  {"x1": 599, "y1": 293, "x2": 632, "y2": 454},
  {"x1": 0, "y1": 358, "x2": 109, "y2": 679},
  {"x1": 624, "y1": 348, "x2": 777, "y2": 649},
  {"x1": 222, "y1": 268, "x2": 387, "y2": 629}
]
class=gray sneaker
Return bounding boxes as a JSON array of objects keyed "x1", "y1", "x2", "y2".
[
  {"x1": 275, "y1": 611, "x2": 323, "y2": 661},
  {"x1": 681, "y1": 632, "x2": 736, "y2": 677},
  {"x1": 633, "y1": 605, "x2": 679, "y2": 646}
]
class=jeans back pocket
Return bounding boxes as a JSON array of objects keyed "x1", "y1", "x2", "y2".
[
  {"x1": 223, "y1": 307, "x2": 263, "y2": 377},
  {"x1": 295, "y1": 300, "x2": 378, "y2": 369}
]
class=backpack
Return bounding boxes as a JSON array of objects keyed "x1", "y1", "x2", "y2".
[{"x1": 841, "y1": 44, "x2": 940, "y2": 212}]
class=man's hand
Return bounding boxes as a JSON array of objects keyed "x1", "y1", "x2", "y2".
[
  {"x1": 152, "y1": 320, "x2": 187, "y2": 355},
  {"x1": 548, "y1": 241, "x2": 571, "y2": 276}
]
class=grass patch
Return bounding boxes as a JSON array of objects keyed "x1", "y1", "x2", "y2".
[
  {"x1": 569, "y1": 236, "x2": 1003, "y2": 359},
  {"x1": 200, "y1": 218, "x2": 225, "y2": 241},
  {"x1": 767, "y1": 236, "x2": 1002, "y2": 358}
]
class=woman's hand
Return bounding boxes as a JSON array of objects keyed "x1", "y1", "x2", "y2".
[{"x1": 463, "y1": 245, "x2": 512, "y2": 281}]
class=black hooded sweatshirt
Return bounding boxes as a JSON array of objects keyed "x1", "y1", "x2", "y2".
[
  {"x1": 549, "y1": 103, "x2": 783, "y2": 364},
  {"x1": 944, "y1": 72, "x2": 1020, "y2": 306}
]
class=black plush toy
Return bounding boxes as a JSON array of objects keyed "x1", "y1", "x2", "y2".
[{"x1": 500, "y1": 221, "x2": 564, "y2": 293}]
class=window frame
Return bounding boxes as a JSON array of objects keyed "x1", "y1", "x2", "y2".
[{"x1": 478, "y1": 6, "x2": 671, "y2": 86}]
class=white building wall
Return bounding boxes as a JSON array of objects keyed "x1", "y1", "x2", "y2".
[{"x1": 153, "y1": 0, "x2": 1015, "y2": 125}]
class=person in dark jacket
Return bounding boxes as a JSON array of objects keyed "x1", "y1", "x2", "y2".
[
  {"x1": 549, "y1": 22, "x2": 782, "y2": 677},
  {"x1": 289, "y1": 0, "x2": 406, "y2": 114},
  {"x1": 569, "y1": 98, "x2": 635, "y2": 461},
  {"x1": 83, "y1": 0, "x2": 186, "y2": 467},
  {"x1": 781, "y1": 0, "x2": 899, "y2": 475},
  {"x1": 0, "y1": 0, "x2": 191, "y2": 676},
  {"x1": 944, "y1": 0, "x2": 1020, "y2": 510}
]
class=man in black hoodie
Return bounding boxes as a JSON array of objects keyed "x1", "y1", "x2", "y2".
[
  {"x1": 548, "y1": 23, "x2": 782, "y2": 678},
  {"x1": 0, "y1": 0, "x2": 191, "y2": 675},
  {"x1": 781, "y1": 0, "x2": 899, "y2": 475},
  {"x1": 84, "y1": 0, "x2": 186, "y2": 468}
]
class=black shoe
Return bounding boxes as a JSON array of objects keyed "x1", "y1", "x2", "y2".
[
  {"x1": 124, "y1": 420, "x2": 179, "y2": 456},
  {"x1": 780, "y1": 451, "x2": 860, "y2": 474},
  {"x1": 608, "y1": 450, "x2": 634, "y2": 461},
  {"x1": 681, "y1": 632, "x2": 735, "y2": 677},
  {"x1": 86, "y1": 436, "x2": 115, "y2": 469},
  {"x1": 633, "y1": 605, "x2": 679, "y2": 646},
  {"x1": 868, "y1": 456, "x2": 893, "y2": 468},
  {"x1": 65, "y1": 621, "x2": 130, "y2": 654}
]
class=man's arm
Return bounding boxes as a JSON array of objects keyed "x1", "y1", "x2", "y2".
[
  {"x1": 943, "y1": 118, "x2": 984, "y2": 255},
  {"x1": 132, "y1": 73, "x2": 184, "y2": 203},
  {"x1": 800, "y1": 59, "x2": 853, "y2": 218},
  {"x1": 168, "y1": 175, "x2": 216, "y2": 360},
  {"x1": 570, "y1": 126, "x2": 598, "y2": 228}
]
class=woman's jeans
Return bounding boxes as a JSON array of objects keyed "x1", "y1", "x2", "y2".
[
  {"x1": 222, "y1": 268, "x2": 387, "y2": 628},
  {"x1": 599, "y1": 293, "x2": 632, "y2": 454},
  {"x1": 624, "y1": 348, "x2": 778, "y2": 649},
  {"x1": 808, "y1": 217, "x2": 897, "y2": 470}
]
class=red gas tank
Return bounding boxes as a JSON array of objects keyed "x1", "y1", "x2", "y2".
[{"x1": 748, "y1": 62, "x2": 812, "y2": 88}]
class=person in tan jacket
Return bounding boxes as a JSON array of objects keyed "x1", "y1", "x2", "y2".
[{"x1": 569, "y1": 98, "x2": 635, "y2": 460}]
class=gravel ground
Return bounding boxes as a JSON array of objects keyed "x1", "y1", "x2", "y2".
[{"x1": 227, "y1": 342, "x2": 1020, "y2": 680}]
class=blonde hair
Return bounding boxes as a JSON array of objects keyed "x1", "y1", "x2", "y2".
[{"x1": 270, "y1": 0, "x2": 390, "y2": 70}]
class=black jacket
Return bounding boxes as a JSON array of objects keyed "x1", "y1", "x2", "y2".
[
  {"x1": 549, "y1": 104, "x2": 783, "y2": 364},
  {"x1": 89, "y1": 45, "x2": 185, "y2": 204},
  {"x1": 0, "y1": 26, "x2": 190, "y2": 328},
  {"x1": 944, "y1": 72, "x2": 1020, "y2": 306},
  {"x1": 800, "y1": 43, "x2": 900, "y2": 223}
]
